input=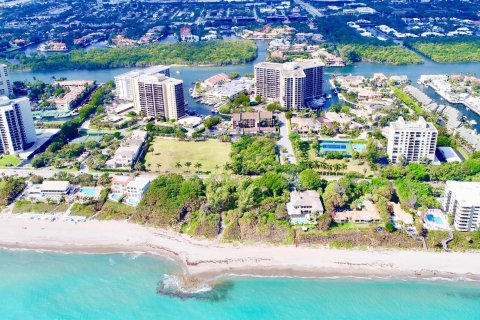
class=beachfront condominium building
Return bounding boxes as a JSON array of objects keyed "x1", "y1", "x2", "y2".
[
  {"x1": 133, "y1": 74, "x2": 185, "y2": 120},
  {"x1": 0, "y1": 64, "x2": 12, "y2": 97},
  {"x1": 114, "y1": 65, "x2": 170, "y2": 101},
  {"x1": 387, "y1": 117, "x2": 437, "y2": 164},
  {"x1": 254, "y1": 61, "x2": 324, "y2": 110},
  {"x1": 443, "y1": 181, "x2": 480, "y2": 232},
  {"x1": 0, "y1": 96, "x2": 37, "y2": 155}
]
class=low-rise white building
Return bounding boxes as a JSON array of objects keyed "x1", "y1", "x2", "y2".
[
  {"x1": 40, "y1": 180, "x2": 71, "y2": 202},
  {"x1": 443, "y1": 181, "x2": 480, "y2": 232},
  {"x1": 126, "y1": 177, "x2": 151, "y2": 205}
]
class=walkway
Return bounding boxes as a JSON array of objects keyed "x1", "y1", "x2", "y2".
[{"x1": 277, "y1": 113, "x2": 297, "y2": 165}]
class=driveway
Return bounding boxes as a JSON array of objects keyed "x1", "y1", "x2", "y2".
[{"x1": 277, "y1": 113, "x2": 297, "y2": 165}]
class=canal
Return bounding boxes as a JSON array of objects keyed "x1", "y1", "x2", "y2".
[{"x1": 9, "y1": 41, "x2": 480, "y2": 129}]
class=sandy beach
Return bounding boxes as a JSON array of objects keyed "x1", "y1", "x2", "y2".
[{"x1": 1, "y1": 214, "x2": 480, "y2": 280}]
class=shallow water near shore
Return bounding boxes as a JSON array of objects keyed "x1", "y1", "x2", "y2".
[{"x1": 0, "y1": 249, "x2": 479, "y2": 319}]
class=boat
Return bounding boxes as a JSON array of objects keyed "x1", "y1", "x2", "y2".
[
  {"x1": 189, "y1": 88, "x2": 193, "y2": 93},
  {"x1": 470, "y1": 120, "x2": 477, "y2": 126},
  {"x1": 176, "y1": 70, "x2": 181, "y2": 74}
]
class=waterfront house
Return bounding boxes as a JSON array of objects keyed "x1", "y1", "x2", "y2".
[{"x1": 287, "y1": 190, "x2": 324, "y2": 224}]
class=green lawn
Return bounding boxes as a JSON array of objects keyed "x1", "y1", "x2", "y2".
[
  {"x1": 0, "y1": 154, "x2": 21, "y2": 167},
  {"x1": 13, "y1": 201, "x2": 69, "y2": 214},
  {"x1": 145, "y1": 138, "x2": 231, "y2": 173}
]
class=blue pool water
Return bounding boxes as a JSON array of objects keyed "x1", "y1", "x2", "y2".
[
  {"x1": 110, "y1": 193, "x2": 122, "y2": 201},
  {"x1": 426, "y1": 214, "x2": 444, "y2": 225},
  {"x1": 0, "y1": 250, "x2": 479, "y2": 319},
  {"x1": 353, "y1": 143, "x2": 366, "y2": 151},
  {"x1": 126, "y1": 198, "x2": 140, "y2": 206},
  {"x1": 79, "y1": 188, "x2": 98, "y2": 196}
]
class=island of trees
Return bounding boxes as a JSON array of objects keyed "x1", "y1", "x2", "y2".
[
  {"x1": 5, "y1": 40, "x2": 258, "y2": 71},
  {"x1": 405, "y1": 37, "x2": 480, "y2": 63}
]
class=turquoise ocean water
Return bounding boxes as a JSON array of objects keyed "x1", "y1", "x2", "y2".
[{"x1": 0, "y1": 249, "x2": 479, "y2": 319}]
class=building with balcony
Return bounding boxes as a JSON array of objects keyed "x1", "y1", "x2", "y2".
[
  {"x1": 254, "y1": 61, "x2": 324, "y2": 110},
  {"x1": 0, "y1": 96, "x2": 37, "y2": 155},
  {"x1": 0, "y1": 64, "x2": 12, "y2": 97},
  {"x1": 387, "y1": 117, "x2": 437, "y2": 164},
  {"x1": 114, "y1": 65, "x2": 170, "y2": 101},
  {"x1": 443, "y1": 181, "x2": 480, "y2": 232},
  {"x1": 231, "y1": 111, "x2": 275, "y2": 135},
  {"x1": 286, "y1": 190, "x2": 324, "y2": 224},
  {"x1": 133, "y1": 73, "x2": 185, "y2": 120}
]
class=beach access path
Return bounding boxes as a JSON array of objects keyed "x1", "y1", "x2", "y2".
[{"x1": 1, "y1": 214, "x2": 479, "y2": 280}]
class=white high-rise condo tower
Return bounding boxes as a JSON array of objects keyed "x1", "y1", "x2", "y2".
[
  {"x1": 0, "y1": 96, "x2": 37, "y2": 155},
  {"x1": 387, "y1": 117, "x2": 437, "y2": 164},
  {"x1": 132, "y1": 73, "x2": 185, "y2": 121},
  {"x1": 0, "y1": 64, "x2": 12, "y2": 97},
  {"x1": 254, "y1": 61, "x2": 324, "y2": 110},
  {"x1": 114, "y1": 65, "x2": 170, "y2": 101},
  {"x1": 443, "y1": 181, "x2": 480, "y2": 232}
]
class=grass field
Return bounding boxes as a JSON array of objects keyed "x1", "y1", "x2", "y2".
[
  {"x1": 0, "y1": 154, "x2": 21, "y2": 167},
  {"x1": 13, "y1": 201, "x2": 69, "y2": 214},
  {"x1": 145, "y1": 138, "x2": 231, "y2": 173}
]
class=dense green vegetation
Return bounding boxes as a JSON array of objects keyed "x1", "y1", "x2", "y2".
[
  {"x1": 135, "y1": 174, "x2": 205, "y2": 227},
  {"x1": 9, "y1": 40, "x2": 258, "y2": 71},
  {"x1": 406, "y1": 37, "x2": 480, "y2": 63},
  {"x1": 0, "y1": 177, "x2": 26, "y2": 206},
  {"x1": 382, "y1": 159, "x2": 480, "y2": 182},
  {"x1": 339, "y1": 44, "x2": 423, "y2": 65},
  {"x1": 228, "y1": 136, "x2": 278, "y2": 175},
  {"x1": 315, "y1": 17, "x2": 422, "y2": 65}
]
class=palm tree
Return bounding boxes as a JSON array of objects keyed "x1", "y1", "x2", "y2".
[
  {"x1": 156, "y1": 163, "x2": 161, "y2": 171},
  {"x1": 194, "y1": 162, "x2": 202, "y2": 171},
  {"x1": 175, "y1": 162, "x2": 182, "y2": 170},
  {"x1": 185, "y1": 161, "x2": 192, "y2": 171}
]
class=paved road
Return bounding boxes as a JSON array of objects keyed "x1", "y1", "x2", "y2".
[
  {"x1": 294, "y1": 0, "x2": 324, "y2": 18},
  {"x1": 277, "y1": 113, "x2": 297, "y2": 165}
]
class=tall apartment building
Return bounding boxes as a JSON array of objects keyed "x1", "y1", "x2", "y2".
[
  {"x1": 0, "y1": 96, "x2": 37, "y2": 155},
  {"x1": 387, "y1": 117, "x2": 437, "y2": 164},
  {"x1": 0, "y1": 64, "x2": 12, "y2": 97},
  {"x1": 114, "y1": 65, "x2": 170, "y2": 101},
  {"x1": 254, "y1": 61, "x2": 324, "y2": 110},
  {"x1": 133, "y1": 74, "x2": 185, "y2": 120},
  {"x1": 443, "y1": 181, "x2": 480, "y2": 232}
]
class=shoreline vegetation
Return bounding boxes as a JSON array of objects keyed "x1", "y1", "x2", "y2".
[
  {"x1": 315, "y1": 17, "x2": 423, "y2": 65},
  {"x1": 3, "y1": 40, "x2": 258, "y2": 71},
  {"x1": 1, "y1": 216, "x2": 480, "y2": 280},
  {"x1": 405, "y1": 37, "x2": 480, "y2": 63}
]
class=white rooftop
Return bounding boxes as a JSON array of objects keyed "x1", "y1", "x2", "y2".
[
  {"x1": 446, "y1": 181, "x2": 480, "y2": 204},
  {"x1": 437, "y1": 147, "x2": 463, "y2": 163},
  {"x1": 41, "y1": 180, "x2": 70, "y2": 191},
  {"x1": 127, "y1": 177, "x2": 151, "y2": 189}
]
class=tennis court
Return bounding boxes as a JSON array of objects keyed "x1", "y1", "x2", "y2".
[{"x1": 318, "y1": 139, "x2": 353, "y2": 156}]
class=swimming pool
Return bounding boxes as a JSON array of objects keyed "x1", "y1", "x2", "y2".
[
  {"x1": 290, "y1": 217, "x2": 311, "y2": 225},
  {"x1": 426, "y1": 214, "x2": 443, "y2": 225},
  {"x1": 110, "y1": 193, "x2": 122, "y2": 201},
  {"x1": 126, "y1": 198, "x2": 140, "y2": 206},
  {"x1": 352, "y1": 143, "x2": 366, "y2": 152},
  {"x1": 79, "y1": 188, "x2": 99, "y2": 197}
]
